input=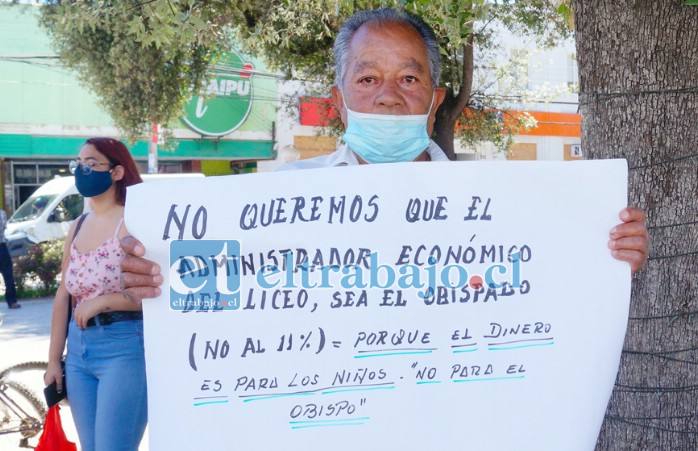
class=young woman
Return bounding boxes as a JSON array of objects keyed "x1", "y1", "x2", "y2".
[{"x1": 45, "y1": 137, "x2": 146, "y2": 451}]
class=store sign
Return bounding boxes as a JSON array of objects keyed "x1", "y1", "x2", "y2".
[{"x1": 182, "y1": 50, "x2": 255, "y2": 136}]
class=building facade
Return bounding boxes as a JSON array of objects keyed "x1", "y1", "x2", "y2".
[
  {"x1": 1, "y1": 5, "x2": 584, "y2": 209},
  {"x1": 0, "y1": 5, "x2": 278, "y2": 211}
]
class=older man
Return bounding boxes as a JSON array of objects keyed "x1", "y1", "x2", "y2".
[
  {"x1": 120, "y1": 7, "x2": 648, "y2": 302},
  {"x1": 279, "y1": 8, "x2": 448, "y2": 168}
]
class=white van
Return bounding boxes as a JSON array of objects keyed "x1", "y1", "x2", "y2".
[{"x1": 5, "y1": 173, "x2": 204, "y2": 256}]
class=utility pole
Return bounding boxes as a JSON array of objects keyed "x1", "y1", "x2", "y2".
[{"x1": 148, "y1": 123, "x2": 159, "y2": 173}]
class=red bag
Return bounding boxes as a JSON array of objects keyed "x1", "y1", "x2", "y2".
[{"x1": 35, "y1": 405, "x2": 78, "y2": 451}]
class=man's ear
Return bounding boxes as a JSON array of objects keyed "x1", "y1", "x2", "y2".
[
  {"x1": 427, "y1": 87, "x2": 447, "y2": 135},
  {"x1": 331, "y1": 86, "x2": 348, "y2": 128},
  {"x1": 432, "y1": 87, "x2": 446, "y2": 112}
]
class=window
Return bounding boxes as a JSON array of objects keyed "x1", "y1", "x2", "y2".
[
  {"x1": 51, "y1": 194, "x2": 84, "y2": 223},
  {"x1": 11, "y1": 161, "x2": 72, "y2": 210},
  {"x1": 9, "y1": 194, "x2": 57, "y2": 223}
]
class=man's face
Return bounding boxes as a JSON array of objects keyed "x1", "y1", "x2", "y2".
[{"x1": 332, "y1": 21, "x2": 446, "y2": 134}]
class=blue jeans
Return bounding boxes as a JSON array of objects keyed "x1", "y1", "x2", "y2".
[{"x1": 66, "y1": 319, "x2": 148, "y2": 451}]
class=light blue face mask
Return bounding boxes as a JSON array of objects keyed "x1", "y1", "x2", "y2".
[{"x1": 341, "y1": 93, "x2": 435, "y2": 164}]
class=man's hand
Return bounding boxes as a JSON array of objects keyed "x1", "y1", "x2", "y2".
[
  {"x1": 609, "y1": 207, "x2": 649, "y2": 274},
  {"x1": 120, "y1": 236, "x2": 163, "y2": 304}
]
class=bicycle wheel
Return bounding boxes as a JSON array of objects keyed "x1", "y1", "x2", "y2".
[
  {"x1": 0, "y1": 380, "x2": 46, "y2": 439},
  {"x1": 0, "y1": 361, "x2": 49, "y2": 415},
  {"x1": 0, "y1": 361, "x2": 48, "y2": 381}
]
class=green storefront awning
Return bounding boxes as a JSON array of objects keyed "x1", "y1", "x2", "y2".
[{"x1": 0, "y1": 134, "x2": 274, "y2": 160}]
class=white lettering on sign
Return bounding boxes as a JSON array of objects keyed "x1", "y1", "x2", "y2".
[
  {"x1": 195, "y1": 97, "x2": 208, "y2": 118},
  {"x1": 203, "y1": 79, "x2": 251, "y2": 97}
]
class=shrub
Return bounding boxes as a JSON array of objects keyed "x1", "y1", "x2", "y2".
[{"x1": 14, "y1": 239, "x2": 65, "y2": 296}]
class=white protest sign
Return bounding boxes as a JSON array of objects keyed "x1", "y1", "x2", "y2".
[{"x1": 125, "y1": 160, "x2": 630, "y2": 451}]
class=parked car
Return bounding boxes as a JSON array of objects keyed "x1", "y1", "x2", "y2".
[{"x1": 5, "y1": 173, "x2": 204, "y2": 257}]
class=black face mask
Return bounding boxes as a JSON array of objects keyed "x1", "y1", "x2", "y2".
[{"x1": 74, "y1": 165, "x2": 113, "y2": 197}]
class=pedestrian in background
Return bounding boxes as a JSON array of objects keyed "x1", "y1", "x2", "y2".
[
  {"x1": 44, "y1": 137, "x2": 147, "y2": 451},
  {"x1": 0, "y1": 208, "x2": 19, "y2": 309}
]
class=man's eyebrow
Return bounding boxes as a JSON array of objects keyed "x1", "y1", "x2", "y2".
[
  {"x1": 401, "y1": 58, "x2": 427, "y2": 73},
  {"x1": 353, "y1": 58, "x2": 427, "y2": 73},
  {"x1": 354, "y1": 60, "x2": 378, "y2": 72}
]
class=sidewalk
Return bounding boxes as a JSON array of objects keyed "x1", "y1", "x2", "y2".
[
  {"x1": 0, "y1": 297, "x2": 54, "y2": 365},
  {"x1": 0, "y1": 298, "x2": 149, "y2": 450}
]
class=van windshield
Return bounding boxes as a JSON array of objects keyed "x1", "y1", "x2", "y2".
[{"x1": 9, "y1": 195, "x2": 57, "y2": 223}]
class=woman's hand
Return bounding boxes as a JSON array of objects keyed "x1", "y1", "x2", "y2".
[
  {"x1": 44, "y1": 360, "x2": 64, "y2": 392},
  {"x1": 72, "y1": 298, "x2": 106, "y2": 329}
]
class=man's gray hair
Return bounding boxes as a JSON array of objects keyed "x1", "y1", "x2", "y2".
[{"x1": 333, "y1": 8, "x2": 442, "y2": 89}]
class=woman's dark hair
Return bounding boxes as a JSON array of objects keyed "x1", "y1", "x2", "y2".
[{"x1": 84, "y1": 137, "x2": 142, "y2": 206}]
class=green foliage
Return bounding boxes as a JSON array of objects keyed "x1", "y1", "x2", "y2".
[
  {"x1": 38, "y1": 0, "x2": 572, "y2": 152},
  {"x1": 14, "y1": 239, "x2": 65, "y2": 295},
  {"x1": 457, "y1": 108, "x2": 537, "y2": 153},
  {"x1": 229, "y1": 0, "x2": 488, "y2": 94},
  {"x1": 38, "y1": 1, "x2": 224, "y2": 142},
  {"x1": 494, "y1": 0, "x2": 572, "y2": 47},
  {"x1": 227, "y1": 0, "x2": 571, "y2": 154}
]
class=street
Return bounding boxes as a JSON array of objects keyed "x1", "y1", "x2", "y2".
[{"x1": 0, "y1": 299, "x2": 149, "y2": 450}]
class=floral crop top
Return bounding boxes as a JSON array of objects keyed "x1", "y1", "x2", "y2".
[{"x1": 64, "y1": 217, "x2": 124, "y2": 305}]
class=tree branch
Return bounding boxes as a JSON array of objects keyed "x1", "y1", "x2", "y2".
[{"x1": 450, "y1": 35, "x2": 474, "y2": 123}]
